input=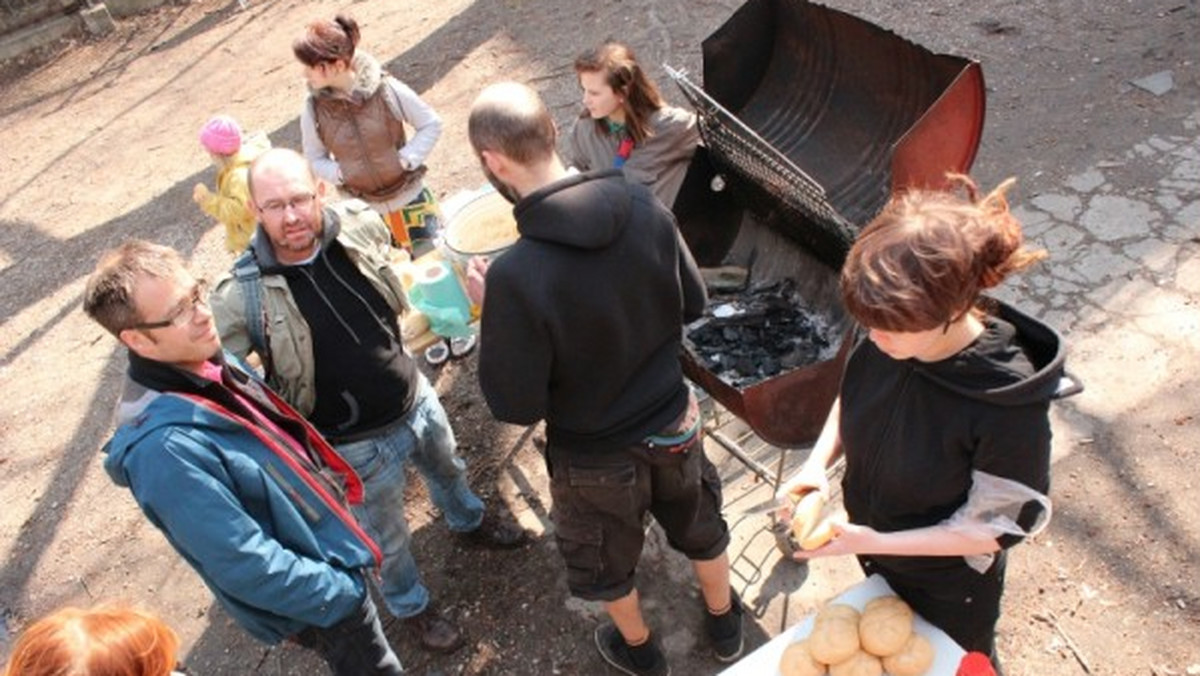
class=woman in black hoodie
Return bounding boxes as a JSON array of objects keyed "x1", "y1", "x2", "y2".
[{"x1": 785, "y1": 175, "x2": 1066, "y2": 669}]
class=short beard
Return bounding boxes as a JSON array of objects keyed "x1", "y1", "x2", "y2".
[
  {"x1": 482, "y1": 165, "x2": 522, "y2": 205},
  {"x1": 279, "y1": 232, "x2": 318, "y2": 252}
]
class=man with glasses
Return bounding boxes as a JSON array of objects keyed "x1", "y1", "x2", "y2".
[
  {"x1": 84, "y1": 240, "x2": 403, "y2": 674},
  {"x1": 208, "y1": 148, "x2": 530, "y2": 654}
]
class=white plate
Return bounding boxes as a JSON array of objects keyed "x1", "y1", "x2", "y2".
[{"x1": 720, "y1": 574, "x2": 966, "y2": 676}]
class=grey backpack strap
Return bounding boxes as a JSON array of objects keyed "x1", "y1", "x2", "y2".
[{"x1": 232, "y1": 250, "x2": 271, "y2": 375}]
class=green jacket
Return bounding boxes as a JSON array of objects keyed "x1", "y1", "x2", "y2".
[{"x1": 209, "y1": 200, "x2": 408, "y2": 416}]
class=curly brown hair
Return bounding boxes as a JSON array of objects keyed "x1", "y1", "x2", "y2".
[{"x1": 841, "y1": 175, "x2": 1047, "y2": 332}]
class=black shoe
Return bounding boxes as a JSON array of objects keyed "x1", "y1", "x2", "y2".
[
  {"x1": 705, "y1": 590, "x2": 744, "y2": 663},
  {"x1": 401, "y1": 605, "x2": 464, "y2": 654},
  {"x1": 594, "y1": 623, "x2": 670, "y2": 676},
  {"x1": 458, "y1": 511, "x2": 534, "y2": 550}
]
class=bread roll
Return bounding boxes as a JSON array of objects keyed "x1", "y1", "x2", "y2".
[
  {"x1": 818, "y1": 603, "x2": 860, "y2": 623},
  {"x1": 779, "y1": 639, "x2": 827, "y2": 676},
  {"x1": 881, "y1": 632, "x2": 934, "y2": 676},
  {"x1": 800, "y1": 519, "x2": 835, "y2": 550},
  {"x1": 858, "y1": 595, "x2": 914, "y2": 656},
  {"x1": 790, "y1": 490, "x2": 826, "y2": 542},
  {"x1": 828, "y1": 649, "x2": 882, "y2": 676},
  {"x1": 808, "y1": 604, "x2": 860, "y2": 665}
]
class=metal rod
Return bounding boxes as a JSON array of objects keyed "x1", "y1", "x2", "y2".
[{"x1": 708, "y1": 429, "x2": 778, "y2": 486}]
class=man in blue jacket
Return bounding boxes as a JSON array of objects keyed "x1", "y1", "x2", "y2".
[{"x1": 84, "y1": 239, "x2": 402, "y2": 675}]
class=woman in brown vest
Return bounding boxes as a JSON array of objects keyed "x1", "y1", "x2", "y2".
[{"x1": 294, "y1": 14, "x2": 443, "y2": 256}]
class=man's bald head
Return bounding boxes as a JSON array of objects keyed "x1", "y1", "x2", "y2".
[
  {"x1": 247, "y1": 147, "x2": 318, "y2": 201},
  {"x1": 468, "y1": 82, "x2": 557, "y2": 165}
]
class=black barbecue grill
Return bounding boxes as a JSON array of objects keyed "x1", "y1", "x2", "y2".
[
  {"x1": 673, "y1": 0, "x2": 987, "y2": 450},
  {"x1": 672, "y1": 0, "x2": 985, "y2": 271}
]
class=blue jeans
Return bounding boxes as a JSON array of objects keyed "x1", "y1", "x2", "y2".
[
  {"x1": 335, "y1": 375, "x2": 484, "y2": 618},
  {"x1": 294, "y1": 593, "x2": 403, "y2": 675}
]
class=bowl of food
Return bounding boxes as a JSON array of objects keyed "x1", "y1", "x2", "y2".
[{"x1": 442, "y1": 187, "x2": 520, "y2": 261}]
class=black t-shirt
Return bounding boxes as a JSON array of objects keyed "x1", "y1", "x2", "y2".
[{"x1": 281, "y1": 241, "x2": 416, "y2": 439}]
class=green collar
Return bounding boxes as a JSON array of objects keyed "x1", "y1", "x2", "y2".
[{"x1": 605, "y1": 119, "x2": 628, "y2": 135}]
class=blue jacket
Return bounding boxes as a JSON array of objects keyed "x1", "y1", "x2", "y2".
[{"x1": 102, "y1": 351, "x2": 381, "y2": 643}]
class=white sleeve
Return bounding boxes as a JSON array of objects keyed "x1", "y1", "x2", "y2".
[
  {"x1": 383, "y1": 77, "x2": 442, "y2": 170},
  {"x1": 300, "y1": 96, "x2": 342, "y2": 185}
]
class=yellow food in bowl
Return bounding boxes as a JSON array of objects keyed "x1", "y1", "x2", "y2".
[{"x1": 446, "y1": 193, "x2": 518, "y2": 255}]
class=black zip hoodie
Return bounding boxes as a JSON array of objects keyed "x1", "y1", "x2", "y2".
[
  {"x1": 839, "y1": 300, "x2": 1064, "y2": 583},
  {"x1": 255, "y1": 209, "x2": 416, "y2": 440},
  {"x1": 478, "y1": 170, "x2": 707, "y2": 454}
]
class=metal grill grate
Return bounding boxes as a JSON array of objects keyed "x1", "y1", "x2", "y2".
[{"x1": 667, "y1": 66, "x2": 857, "y2": 267}]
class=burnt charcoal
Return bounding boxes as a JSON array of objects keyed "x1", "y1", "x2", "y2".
[
  {"x1": 734, "y1": 355, "x2": 757, "y2": 376},
  {"x1": 781, "y1": 342, "x2": 819, "y2": 369},
  {"x1": 685, "y1": 279, "x2": 840, "y2": 389},
  {"x1": 767, "y1": 338, "x2": 793, "y2": 357},
  {"x1": 762, "y1": 355, "x2": 780, "y2": 376}
]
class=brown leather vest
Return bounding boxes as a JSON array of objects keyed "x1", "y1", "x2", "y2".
[{"x1": 313, "y1": 89, "x2": 424, "y2": 202}]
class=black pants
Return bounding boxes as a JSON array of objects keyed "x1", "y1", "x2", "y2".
[
  {"x1": 547, "y1": 436, "x2": 729, "y2": 602},
  {"x1": 860, "y1": 550, "x2": 1007, "y2": 659},
  {"x1": 294, "y1": 593, "x2": 403, "y2": 675}
]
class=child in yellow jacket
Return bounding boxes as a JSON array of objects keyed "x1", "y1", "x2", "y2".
[{"x1": 192, "y1": 115, "x2": 270, "y2": 253}]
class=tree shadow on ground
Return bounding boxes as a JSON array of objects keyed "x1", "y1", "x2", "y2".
[
  {"x1": 0, "y1": 172, "x2": 210, "y2": 616},
  {"x1": 0, "y1": 176, "x2": 205, "y2": 367},
  {"x1": 0, "y1": 353, "x2": 123, "y2": 617}
]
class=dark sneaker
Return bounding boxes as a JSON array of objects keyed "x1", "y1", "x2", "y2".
[
  {"x1": 401, "y1": 605, "x2": 464, "y2": 654},
  {"x1": 458, "y1": 511, "x2": 534, "y2": 550},
  {"x1": 705, "y1": 590, "x2": 744, "y2": 663},
  {"x1": 594, "y1": 623, "x2": 670, "y2": 676}
]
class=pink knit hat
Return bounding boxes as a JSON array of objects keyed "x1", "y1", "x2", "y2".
[{"x1": 199, "y1": 115, "x2": 243, "y2": 155}]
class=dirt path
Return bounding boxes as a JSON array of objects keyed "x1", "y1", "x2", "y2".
[{"x1": 1, "y1": 0, "x2": 1197, "y2": 674}]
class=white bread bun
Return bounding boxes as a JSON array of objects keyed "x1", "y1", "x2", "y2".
[{"x1": 779, "y1": 639, "x2": 827, "y2": 676}]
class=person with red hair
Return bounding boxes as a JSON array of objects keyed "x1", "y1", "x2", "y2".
[
  {"x1": 2, "y1": 604, "x2": 184, "y2": 676},
  {"x1": 783, "y1": 176, "x2": 1068, "y2": 673}
]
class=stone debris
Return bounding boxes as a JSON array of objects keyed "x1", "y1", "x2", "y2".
[{"x1": 1129, "y1": 70, "x2": 1174, "y2": 96}]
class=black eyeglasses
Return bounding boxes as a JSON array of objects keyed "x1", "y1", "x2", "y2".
[
  {"x1": 131, "y1": 280, "x2": 210, "y2": 330},
  {"x1": 258, "y1": 193, "x2": 316, "y2": 216}
]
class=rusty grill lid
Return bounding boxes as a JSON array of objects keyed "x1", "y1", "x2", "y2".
[{"x1": 671, "y1": 0, "x2": 986, "y2": 270}]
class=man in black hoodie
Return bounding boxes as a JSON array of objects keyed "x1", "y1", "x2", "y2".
[{"x1": 466, "y1": 82, "x2": 739, "y2": 676}]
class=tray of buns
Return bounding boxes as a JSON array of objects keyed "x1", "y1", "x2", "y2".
[{"x1": 720, "y1": 574, "x2": 966, "y2": 676}]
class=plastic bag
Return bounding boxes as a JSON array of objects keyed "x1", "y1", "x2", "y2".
[
  {"x1": 407, "y1": 260, "x2": 473, "y2": 338},
  {"x1": 943, "y1": 470, "x2": 1052, "y2": 573}
]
